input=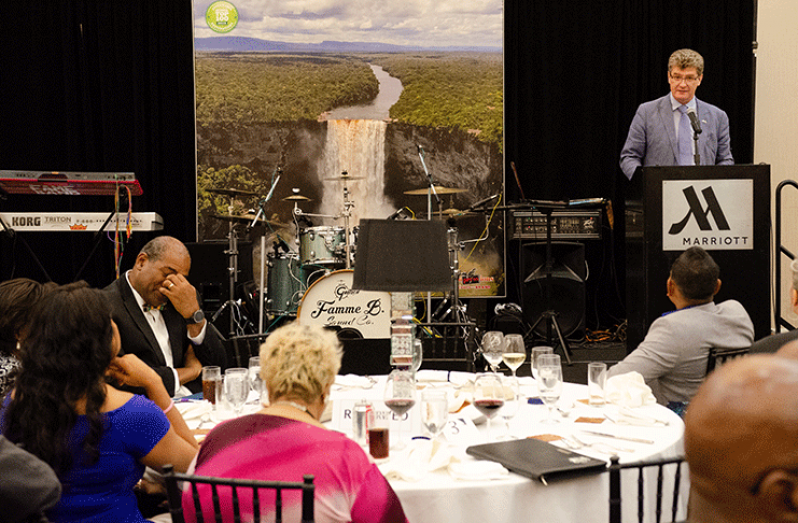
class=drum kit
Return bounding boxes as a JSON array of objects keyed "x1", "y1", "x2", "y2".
[{"x1": 207, "y1": 174, "x2": 482, "y2": 336}]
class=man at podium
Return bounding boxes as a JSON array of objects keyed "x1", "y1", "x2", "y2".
[{"x1": 620, "y1": 48, "x2": 734, "y2": 180}]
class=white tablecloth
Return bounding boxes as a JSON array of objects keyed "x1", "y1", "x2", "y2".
[{"x1": 330, "y1": 372, "x2": 687, "y2": 523}]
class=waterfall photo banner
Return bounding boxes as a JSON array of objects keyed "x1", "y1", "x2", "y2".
[{"x1": 193, "y1": 0, "x2": 505, "y2": 298}]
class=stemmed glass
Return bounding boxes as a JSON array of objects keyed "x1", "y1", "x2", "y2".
[
  {"x1": 420, "y1": 389, "x2": 448, "y2": 440},
  {"x1": 411, "y1": 339, "x2": 424, "y2": 375},
  {"x1": 224, "y1": 367, "x2": 249, "y2": 416},
  {"x1": 531, "y1": 346, "x2": 554, "y2": 394},
  {"x1": 537, "y1": 354, "x2": 563, "y2": 424},
  {"x1": 472, "y1": 372, "x2": 504, "y2": 441},
  {"x1": 499, "y1": 375, "x2": 520, "y2": 439},
  {"x1": 384, "y1": 369, "x2": 417, "y2": 450},
  {"x1": 480, "y1": 331, "x2": 504, "y2": 373},
  {"x1": 248, "y1": 356, "x2": 265, "y2": 404},
  {"x1": 502, "y1": 334, "x2": 526, "y2": 377}
]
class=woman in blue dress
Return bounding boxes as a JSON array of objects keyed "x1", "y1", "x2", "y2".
[{"x1": 1, "y1": 282, "x2": 199, "y2": 522}]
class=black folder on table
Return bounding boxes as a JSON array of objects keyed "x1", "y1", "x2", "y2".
[{"x1": 466, "y1": 438, "x2": 607, "y2": 484}]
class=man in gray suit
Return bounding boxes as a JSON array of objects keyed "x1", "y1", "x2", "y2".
[
  {"x1": 607, "y1": 247, "x2": 753, "y2": 407},
  {"x1": 620, "y1": 48, "x2": 734, "y2": 180}
]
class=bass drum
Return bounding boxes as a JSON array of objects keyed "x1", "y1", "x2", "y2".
[{"x1": 297, "y1": 269, "x2": 391, "y2": 339}]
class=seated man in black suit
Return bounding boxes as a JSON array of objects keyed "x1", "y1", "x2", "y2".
[
  {"x1": 104, "y1": 236, "x2": 226, "y2": 396},
  {"x1": 750, "y1": 259, "x2": 798, "y2": 353}
]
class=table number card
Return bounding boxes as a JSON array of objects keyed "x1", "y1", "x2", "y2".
[{"x1": 444, "y1": 416, "x2": 480, "y2": 444}]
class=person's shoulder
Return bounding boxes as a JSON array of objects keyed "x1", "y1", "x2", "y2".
[
  {"x1": 637, "y1": 94, "x2": 670, "y2": 111},
  {"x1": 751, "y1": 329, "x2": 798, "y2": 354},
  {"x1": 695, "y1": 98, "x2": 728, "y2": 116}
]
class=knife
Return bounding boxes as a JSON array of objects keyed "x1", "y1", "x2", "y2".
[{"x1": 578, "y1": 430, "x2": 654, "y2": 444}]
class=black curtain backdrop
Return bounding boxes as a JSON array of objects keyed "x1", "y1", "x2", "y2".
[
  {"x1": 0, "y1": 1, "x2": 755, "y2": 331},
  {"x1": 504, "y1": 0, "x2": 755, "y2": 328},
  {"x1": 0, "y1": 1, "x2": 196, "y2": 286}
]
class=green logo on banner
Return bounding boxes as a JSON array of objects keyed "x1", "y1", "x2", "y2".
[{"x1": 205, "y1": 1, "x2": 239, "y2": 34}]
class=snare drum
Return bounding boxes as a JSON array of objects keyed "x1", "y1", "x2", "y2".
[
  {"x1": 266, "y1": 253, "x2": 306, "y2": 315},
  {"x1": 299, "y1": 226, "x2": 346, "y2": 266},
  {"x1": 297, "y1": 269, "x2": 391, "y2": 339}
]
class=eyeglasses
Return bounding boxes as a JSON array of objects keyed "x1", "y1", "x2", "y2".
[{"x1": 670, "y1": 73, "x2": 699, "y2": 84}]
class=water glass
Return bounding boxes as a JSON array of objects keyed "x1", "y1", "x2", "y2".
[
  {"x1": 587, "y1": 362, "x2": 607, "y2": 406},
  {"x1": 201, "y1": 366, "x2": 222, "y2": 407},
  {"x1": 224, "y1": 367, "x2": 249, "y2": 415},
  {"x1": 537, "y1": 354, "x2": 563, "y2": 424},
  {"x1": 248, "y1": 356, "x2": 265, "y2": 404},
  {"x1": 421, "y1": 389, "x2": 448, "y2": 439},
  {"x1": 499, "y1": 375, "x2": 520, "y2": 438},
  {"x1": 531, "y1": 346, "x2": 554, "y2": 381},
  {"x1": 481, "y1": 331, "x2": 505, "y2": 372}
]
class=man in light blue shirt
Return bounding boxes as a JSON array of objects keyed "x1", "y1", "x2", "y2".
[{"x1": 620, "y1": 48, "x2": 734, "y2": 180}]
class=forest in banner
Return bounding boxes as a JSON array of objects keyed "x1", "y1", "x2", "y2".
[{"x1": 195, "y1": 51, "x2": 504, "y2": 232}]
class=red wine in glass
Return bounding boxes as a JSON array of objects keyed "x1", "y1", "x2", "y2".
[
  {"x1": 385, "y1": 398, "x2": 416, "y2": 417},
  {"x1": 473, "y1": 398, "x2": 505, "y2": 419}
]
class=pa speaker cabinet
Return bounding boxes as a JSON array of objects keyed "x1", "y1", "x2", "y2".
[{"x1": 520, "y1": 241, "x2": 586, "y2": 338}]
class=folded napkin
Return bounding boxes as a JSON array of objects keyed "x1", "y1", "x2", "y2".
[
  {"x1": 604, "y1": 372, "x2": 656, "y2": 408},
  {"x1": 378, "y1": 439, "x2": 457, "y2": 482},
  {"x1": 377, "y1": 440, "x2": 508, "y2": 482},
  {"x1": 174, "y1": 400, "x2": 213, "y2": 429},
  {"x1": 334, "y1": 374, "x2": 377, "y2": 389}
]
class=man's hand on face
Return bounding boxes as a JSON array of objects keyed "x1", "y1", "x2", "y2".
[{"x1": 159, "y1": 273, "x2": 201, "y2": 320}]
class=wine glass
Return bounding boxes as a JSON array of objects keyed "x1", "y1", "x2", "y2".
[
  {"x1": 480, "y1": 331, "x2": 504, "y2": 373},
  {"x1": 537, "y1": 354, "x2": 563, "y2": 424},
  {"x1": 420, "y1": 389, "x2": 448, "y2": 440},
  {"x1": 411, "y1": 338, "x2": 424, "y2": 375},
  {"x1": 248, "y1": 356, "x2": 265, "y2": 404},
  {"x1": 383, "y1": 369, "x2": 417, "y2": 450},
  {"x1": 472, "y1": 372, "x2": 504, "y2": 441},
  {"x1": 224, "y1": 368, "x2": 249, "y2": 416},
  {"x1": 499, "y1": 375, "x2": 520, "y2": 439},
  {"x1": 502, "y1": 334, "x2": 526, "y2": 377},
  {"x1": 531, "y1": 346, "x2": 554, "y2": 394}
]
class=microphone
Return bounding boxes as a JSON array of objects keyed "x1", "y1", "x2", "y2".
[
  {"x1": 387, "y1": 207, "x2": 405, "y2": 220},
  {"x1": 416, "y1": 144, "x2": 425, "y2": 154},
  {"x1": 467, "y1": 193, "x2": 500, "y2": 211},
  {"x1": 686, "y1": 107, "x2": 702, "y2": 134},
  {"x1": 567, "y1": 198, "x2": 606, "y2": 207}
]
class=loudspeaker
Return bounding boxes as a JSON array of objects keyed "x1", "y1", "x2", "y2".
[{"x1": 520, "y1": 241, "x2": 586, "y2": 338}]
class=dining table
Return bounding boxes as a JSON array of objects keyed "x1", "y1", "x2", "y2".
[{"x1": 177, "y1": 369, "x2": 688, "y2": 523}]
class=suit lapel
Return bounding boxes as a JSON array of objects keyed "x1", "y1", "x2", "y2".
[
  {"x1": 118, "y1": 278, "x2": 168, "y2": 366},
  {"x1": 657, "y1": 96, "x2": 679, "y2": 163}
]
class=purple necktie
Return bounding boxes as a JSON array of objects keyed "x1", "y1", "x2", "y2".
[{"x1": 678, "y1": 105, "x2": 693, "y2": 166}]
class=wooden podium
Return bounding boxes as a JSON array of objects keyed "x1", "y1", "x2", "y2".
[{"x1": 625, "y1": 164, "x2": 771, "y2": 352}]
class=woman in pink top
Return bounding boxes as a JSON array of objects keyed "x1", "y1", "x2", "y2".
[{"x1": 184, "y1": 323, "x2": 408, "y2": 523}]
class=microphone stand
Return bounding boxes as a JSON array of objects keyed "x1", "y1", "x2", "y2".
[
  {"x1": 418, "y1": 145, "x2": 440, "y2": 320},
  {"x1": 246, "y1": 166, "x2": 280, "y2": 334},
  {"x1": 692, "y1": 130, "x2": 701, "y2": 166}
]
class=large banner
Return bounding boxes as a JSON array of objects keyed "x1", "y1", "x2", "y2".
[{"x1": 193, "y1": 1, "x2": 504, "y2": 299}]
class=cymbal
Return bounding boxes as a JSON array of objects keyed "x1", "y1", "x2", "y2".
[
  {"x1": 212, "y1": 213, "x2": 285, "y2": 227},
  {"x1": 207, "y1": 187, "x2": 258, "y2": 198},
  {"x1": 404, "y1": 185, "x2": 466, "y2": 196},
  {"x1": 282, "y1": 194, "x2": 311, "y2": 201},
  {"x1": 324, "y1": 174, "x2": 365, "y2": 181},
  {"x1": 433, "y1": 208, "x2": 473, "y2": 216}
]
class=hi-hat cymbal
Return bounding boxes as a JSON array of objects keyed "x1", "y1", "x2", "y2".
[
  {"x1": 212, "y1": 213, "x2": 285, "y2": 228},
  {"x1": 404, "y1": 185, "x2": 466, "y2": 196},
  {"x1": 207, "y1": 187, "x2": 258, "y2": 198},
  {"x1": 282, "y1": 194, "x2": 312, "y2": 201},
  {"x1": 433, "y1": 208, "x2": 473, "y2": 216},
  {"x1": 324, "y1": 174, "x2": 365, "y2": 181}
]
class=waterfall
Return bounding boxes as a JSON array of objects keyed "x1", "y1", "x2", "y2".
[{"x1": 319, "y1": 119, "x2": 396, "y2": 225}]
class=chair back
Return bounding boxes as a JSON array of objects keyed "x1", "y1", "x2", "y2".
[
  {"x1": 706, "y1": 346, "x2": 750, "y2": 374},
  {"x1": 415, "y1": 322, "x2": 476, "y2": 372},
  {"x1": 608, "y1": 455, "x2": 686, "y2": 523},
  {"x1": 163, "y1": 465, "x2": 314, "y2": 523}
]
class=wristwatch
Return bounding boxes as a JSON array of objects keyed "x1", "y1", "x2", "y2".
[{"x1": 186, "y1": 309, "x2": 205, "y2": 324}]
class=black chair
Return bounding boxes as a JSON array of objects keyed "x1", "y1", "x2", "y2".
[
  {"x1": 706, "y1": 346, "x2": 750, "y2": 374},
  {"x1": 609, "y1": 455, "x2": 687, "y2": 523},
  {"x1": 163, "y1": 465, "x2": 314, "y2": 523},
  {"x1": 415, "y1": 321, "x2": 476, "y2": 372}
]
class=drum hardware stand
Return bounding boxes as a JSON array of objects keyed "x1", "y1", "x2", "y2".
[
  {"x1": 246, "y1": 167, "x2": 281, "y2": 334},
  {"x1": 340, "y1": 172, "x2": 354, "y2": 269},
  {"x1": 432, "y1": 219, "x2": 469, "y2": 327},
  {"x1": 210, "y1": 204, "x2": 242, "y2": 338}
]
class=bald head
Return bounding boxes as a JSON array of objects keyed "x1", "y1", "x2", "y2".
[{"x1": 685, "y1": 355, "x2": 798, "y2": 522}]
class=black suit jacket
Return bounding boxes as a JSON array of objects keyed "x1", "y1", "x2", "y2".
[{"x1": 103, "y1": 276, "x2": 227, "y2": 394}]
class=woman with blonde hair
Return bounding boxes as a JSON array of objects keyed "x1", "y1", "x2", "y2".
[{"x1": 185, "y1": 322, "x2": 408, "y2": 523}]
